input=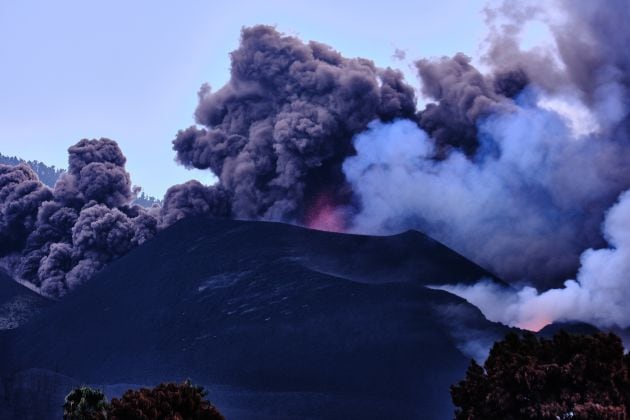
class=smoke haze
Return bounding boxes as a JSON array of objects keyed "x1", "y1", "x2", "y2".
[{"x1": 435, "y1": 190, "x2": 630, "y2": 330}]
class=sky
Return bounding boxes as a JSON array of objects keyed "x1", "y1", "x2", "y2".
[{"x1": 0, "y1": 0, "x2": 495, "y2": 197}]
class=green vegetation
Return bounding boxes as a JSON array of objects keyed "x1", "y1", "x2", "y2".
[
  {"x1": 63, "y1": 386, "x2": 108, "y2": 420},
  {"x1": 451, "y1": 331, "x2": 630, "y2": 419},
  {"x1": 133, "y1": 191, "x2": 162, "y2": 208},
  {"x1": 63, "y1": 380, "x2": 223, "y2": 420},
  {"x1": 0, "y1": 152, "x2": 161, "y2": 206},
  {"x1": 0, "y1": 153, "x2": 64, "y2": 187}
]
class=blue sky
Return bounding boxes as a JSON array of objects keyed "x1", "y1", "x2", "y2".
[{"x1": 0, "y1": 0, "x2": 491, "y2": 197}]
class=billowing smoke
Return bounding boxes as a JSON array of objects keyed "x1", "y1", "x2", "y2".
[
  {"x1": 415, "y1": 53, "x2": 522, "y2": 156},
  {"x1": 350, "y1": 0, "x2": 630, "y2": 330},
  {"x1": 435, "y1": 190, "x2": 630, "y2": 331},
  {"x1": 484, "y1": 0, "x2": 630, "y2": 110},
  {"x1": 0, "y1": 139, "x2": 160, "y2": 298},
  {"x1": 164, "y1": 10, "x2": 629, "y2": 298},
  {"x1": 0, "y1": 165, "x2": 53, "y2": 255},
  {"x1": 342, "y1": 0, "x2": 630, "y2": 290},
  {"x1": 344, "y1": 92, "x2": 630, "y2": 286},
  {"x1": 0, "y1": 25, "x2": 417, "y2": 297},
  {"x1": 169, "y1": 16, "x2": 630, "y2": 291},
  {"x1": 172, "y1": 25, "x2": 416, "y2": 223},
  {"x1": 158, "y1": 181, "x2": 230, "y2": 229}
]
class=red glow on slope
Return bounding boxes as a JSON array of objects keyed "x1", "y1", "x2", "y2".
[
  {"x1": 305, "y1": 194, "x2": 346, "y2": 232},
  {"x1": 518, "y1": 317, "x2": 552, "y2": 332}
]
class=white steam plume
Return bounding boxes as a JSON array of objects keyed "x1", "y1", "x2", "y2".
[{"x1": 436, "y1": 190, "x2": 630, "y2": 331}]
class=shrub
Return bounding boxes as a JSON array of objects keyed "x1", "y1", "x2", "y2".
[
  {"x1": 63, "y1": 386, "x2": 109, "y2": 420},
  {"x1": 108, "y1": 379, "x2": 224, "y2": 420},
  {"x1": 451, "y1": 331, "x2": 630, "y2": 419}
]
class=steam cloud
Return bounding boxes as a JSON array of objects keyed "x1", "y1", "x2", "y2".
[
  {"x1": 2, "y1": 0, "x2": 629, "y2": 334},
  {"x1": 435, "y1": 190, "x2": 630, "y2": 331},
  {"x1": 343, "y1": 0, "x2": 630, "y2": 290}
]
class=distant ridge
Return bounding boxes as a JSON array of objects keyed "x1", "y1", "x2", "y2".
[
  {"x1": 0, "y1": 153, "x2": 64, "y2": 188},
  {"x1": 0, "y1": 152, "x2": 161, "y2": 207}
]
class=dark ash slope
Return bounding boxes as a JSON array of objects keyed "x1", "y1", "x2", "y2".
[
  {"x1": 1, "y1": 218, "x2": 509, "y2": 419},
  {"x1": 0, "y1": 269, "x2": 49, "y2": 330}
]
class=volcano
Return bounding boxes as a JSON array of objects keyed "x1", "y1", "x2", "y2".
[{"x1": 0, "y1": 217, "x2": 511, "y2": 419}]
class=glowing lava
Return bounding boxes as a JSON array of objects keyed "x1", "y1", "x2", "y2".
[
  {"x1": 305, "y1": 194, "x2": 346, "y2": 232},
  {"x1": 517, "y1": 317, "x2": 552, "y2": 333}
]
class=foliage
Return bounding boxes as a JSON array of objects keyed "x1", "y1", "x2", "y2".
[
  {"x1": 0, "y1": 153, "x2": 161, "y2": 206},
  {"x1": 63, "y1": 386, "x2": 109, "y2": 420},
  {"x1": 451, "y1": 331, "x2": 630, "y2": 419},
  {"x1": 133, "y1": 191, "x2": 162, "y2": 208},
  {"x1": 0, "y1": 152, "x2": 65, "y2": 187},
  {"x1": 108, "y1": 379, "x2": 224, "y2": 420}
]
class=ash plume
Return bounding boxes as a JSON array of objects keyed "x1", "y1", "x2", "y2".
[
  {"x1": 0, "y1": 165, "x2": 53, "y2": 255},
  {"x1": 483, "y1": 0, "x2": 630, "y2": 124},
  {"x1": 415, "y1": 53, "x2": 516, "y2": 156},
  {"x1": 158, "y1": 181, "x2": 231, "y2": 229},
  {"x1": 172, "y1": 25, "x2": 416, "y2": 223},
  {"x1": 0, "y1": 139, "x2": 158, "y2": 298}
]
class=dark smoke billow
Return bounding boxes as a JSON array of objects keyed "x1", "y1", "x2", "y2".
[
  {"x1": 0, "y1": 139, "x2": 161, "y2": 298},
  {"x1": 158, "y1": 180, "x2": 230, "y2": 229},
  {"x1": 171, "y1": 18, "x2": 630, "y2": 288},
  {"x1": 415, "y1": 53, "x2": 522, "y2": 156},
  {"x1": 0, "y1": 164, "x2": 53, "y2": 255},
  {"x1": 172, "y1": 25, "x2": 416, "y2": 223},
  {"x1": 0, "y1": 25, "x2": 417, "y2": 296}
]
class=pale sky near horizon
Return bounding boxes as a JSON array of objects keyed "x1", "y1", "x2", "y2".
[{"x1": 0, "y1": 0, "x2": 523, "y2": 197}]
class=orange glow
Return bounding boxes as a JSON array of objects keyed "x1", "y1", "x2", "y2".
[
  {"x1": 517, "y1": 317, "x2": 552, "y2": 332},
  {"x1": 305, "y1": 194, "x2": 345, "y2": 232}
]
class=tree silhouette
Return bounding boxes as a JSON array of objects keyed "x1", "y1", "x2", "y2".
[
  {"x1": 108, "y1": 379, "x2": 224, "y2": 420},
  {"x1": 451, "y1": 331, "x2": 630, "y2": 419},
  {"x1": 63, "y1": 386, "x2": 108, "y2": 420}
]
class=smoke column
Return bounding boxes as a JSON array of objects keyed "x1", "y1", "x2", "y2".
[
  {"x1": 171, "y1": 25, "x2": 416, "y2": 224},
  {"x1": 0, "y1": 139, "x2": 159, "y2": 298}
]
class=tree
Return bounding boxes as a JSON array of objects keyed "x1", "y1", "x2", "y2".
[
  {"x1": 451, "y1": 331, "x2": 630, "y2": 419},
  {"x1": 108, "y1": 379, "x2": 224, "y2": 420},
  {"x1": 63, "y1": 386, "x2": 109, "y2": 420}
]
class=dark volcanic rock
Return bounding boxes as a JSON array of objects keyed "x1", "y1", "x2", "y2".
[
  {"x1": 0, "y1": 217, "x2": 508, "y2": 419},
  {"x1": 0, "y1": 270, "x2": 49, "y2": 330}
]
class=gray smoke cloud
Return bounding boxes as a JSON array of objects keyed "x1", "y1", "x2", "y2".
[
  {"x1": 343, "y1": 0, "x2": 630, "y2": 290},
  {"x1": 483, "y1": 0, "x2": 630, "y2": 123},
  {"x1": 0, "y1": 165, "x2": 53, "y2": 255},
  {"x1": 415, "y1": 53, "x2": 521, "y2": 156},
  {"x1": 0, "y1": 139, "x2": 159, "y2": 298},
  {"x1": 172, "y1": 25, "x2": 416, "y2": 224},
  {"x1": 54, "y1": 138, "x2": 134, "y2": 208},
  {"x1": 344, "y1": 96, "x2": 629, "y2": 286},
  {"x1": 158, "y1": 181, "x2": 231, "y2": 229}
]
